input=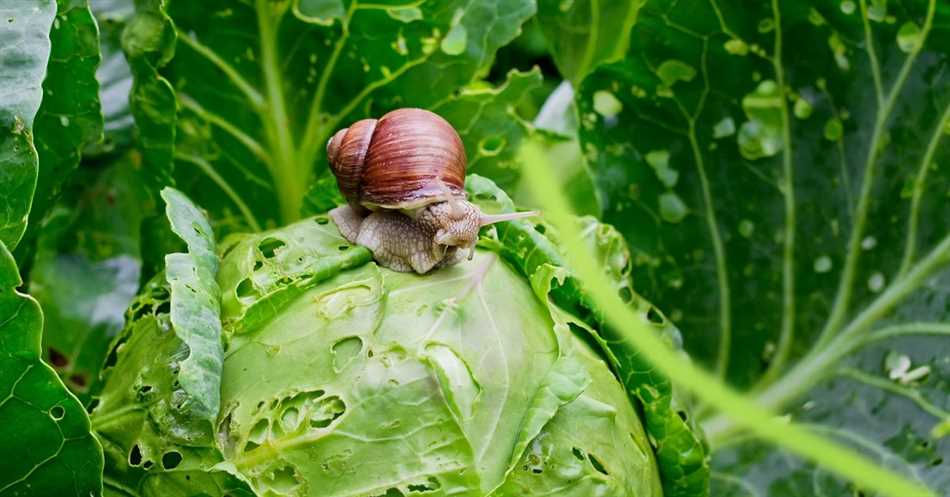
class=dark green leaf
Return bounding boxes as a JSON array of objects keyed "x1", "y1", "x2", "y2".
[
  {"x1": 577, "y1": 0, "x2": 949, "y2": 494},
  {"x1": 129, "y1": 0, "x2": 535, "y2": 231},
  {"x1": 160, "y1": 187, "x2": 223, "y2": 423},
  {"x1": 435, "y1": 68, "x2": 542, "y2": 190},
  {"x1": 536, "y1": 0, "x2": 643, "y2": 84},
  {"x1": 0, "y1": 1, "x2": 55, "y2": 250},
  {"x1": 467, "y1": 174, "x2": 710, "y2": 497},
  {"x1": 0, "y1": 239, "x2": 103, "y2": 496},
  {"x1": 87, "y1": 0, "x2": 137, "y2": 156},
  {"x1": 28, "y1": 0, "x2": 104, "y2": 238},
  {"x1": 121, "y1": 0, "x2": 177, "y2": 185},
  {"x1": 31, "y1": 160, "x2": 151, "y2": 401}
]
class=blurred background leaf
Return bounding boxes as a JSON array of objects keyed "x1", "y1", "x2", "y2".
[{"x1": 575, "y1": 0, "x2": 949, "y2": 494}]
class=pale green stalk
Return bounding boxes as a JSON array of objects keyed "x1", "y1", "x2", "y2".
[{"x1": 519, "y1": 142, "x2": 934, "y2": 497}]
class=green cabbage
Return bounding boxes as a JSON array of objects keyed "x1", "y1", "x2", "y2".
[{"x1": 92, "y1": 195, "x2": 664, "y2": 496}]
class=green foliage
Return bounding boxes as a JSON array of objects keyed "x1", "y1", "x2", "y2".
[
  {"x1": 0, "y1": 239, "x2": 103, "y2": 496},
  {"x1": 537, "y1": 0, "x2": 643, "y2": 84},
  {"x1": 0, "y1": 1, "x2": 55, "y2": 250},
  {"x1": 3, "y1": 0, "x2": 948, "y2": 496},
  {"x1": 29, "y1": 0, "x2": 104, "y2": 241},
  {"x1": 576, "y1": 0, "x2": 950, "y2": 494},
  {"x1": 123, "y1": 0, "x2": 539, "y2": 229},
  {"x1": 31, "y1": 161, "x2": 151, "y2": 401}
]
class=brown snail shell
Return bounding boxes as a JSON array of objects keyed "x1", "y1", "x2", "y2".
[{"x1": 327, "y1": 108, "x2": 466, "y2": 211}]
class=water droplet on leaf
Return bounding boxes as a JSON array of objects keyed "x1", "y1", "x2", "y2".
[
  {"x1": 592, "y1": 91, "x2": 623, "y2": 119},
  {"x1": 794, "y1": 97, "x2": 813, "y2": 119},
  {"x1": 724, "y1": 39, "x2": 748, "y2": 55},
  {"x1": 659, "y1": 192, "x2": 687, "y2": 223},
  {"x1": 738, "y1": 80, "x2": 784, "y2": 160},
  {"x1": 738, "y1": 220, "x2": 755, "y2": 238},
  {"x1": 897, "y1": 22, "x2": 922, "y2": 53},
  {"x1": 824, "y1": 117, "x2": 844, "y2": 141},
  {"x1": 713, "y1": 117, "x2": 735, "y2": 138}
]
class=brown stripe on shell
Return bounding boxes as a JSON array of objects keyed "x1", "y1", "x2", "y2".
[
  {"x1": 360, "y1": 108, "x2": 466, "y2": 209},
  {"x1": 326, "y1": 118, "x2": 377, "y2": 204}
]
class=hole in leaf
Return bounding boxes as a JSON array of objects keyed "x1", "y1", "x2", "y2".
[
  {"x1": 407, "y1": 477, "x2": 441, "y2": 493},
  {"x1": 571, "y1": 447, "x2": 585, "y2": 461},
  {"x1": 237, "y1": 278, "x2": 257, "y2": 299},
  {"x1": 261, "y1": 465, "x2": 302, "y2": 494},
  {"x1": 280, "y1": 407, "x2": 300, "y2": 433},
  {"x1": 646, "y1": 307, "x2": 665, "y2": 324},
  {"x1": 478, "y1": 135, "x2": 506, "y2": 156},
  {"x1": 70, "y1": 373, "x2": 88, "y2": 389},
  {"x1": 86, "y1": 398, "x2": 100, "y2": 413},
  {"x1": 48, "y1": 347, "x2": 68, "y2": 368},
  {"x1": 49, "y1": 405, "x2": 65, "y2": 420},
  {"x1": 258, "y1": 237, "x2": 285, "y2": 258},
  {"x1": 162, "y1": 451, "x2": 182, "y2": 470},
  {"x1": 677, "y1": 410, "x2": 688, "y2": 422},
  {"x1": 156, "y1": 301, "x2": 170, "y2": 314},
  {"x1": 587, "y1": 454, "x2": 610, "y2": 475},
  {"x1": 533, "y1": 224, "x2": 546, "y2": 234},
  {"x1": 129, "y1": 445, "x2": 143, "y2": 466},
  {"x1": 253, "y1": 260, "x2": 263, "y2": 271},
  {"x1": 310, "y1": 396, "x2": 346, "y2": 428},
  {"x1": 315, "y1": 217, "x2": 329, "y2": 225},
  {"x1": 247, "y1": 418, "x2": 270, "y2": 449},
  {"x1": 332, "y1": 336, "x2": 363, "y2": 372},
  {"x1": 338, "y1": 245, "x2": 349, "y2": 251},
  {"x1": 931, "y1": 457, "x2": 943, "y2": 466},
  {"x1": 143, "y1": 460, "x2": 153, "y2": 470},
  {"x1": 588, "y1": 454, "x2": 609, "y2": 475},
  {"x1": 618, "y1": 287, "x2": 633, "y2": 303}
]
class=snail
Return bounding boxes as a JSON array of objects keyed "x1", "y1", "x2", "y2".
[{"x1": 327, "y1": 108, "x2": 538, "y2": 274}]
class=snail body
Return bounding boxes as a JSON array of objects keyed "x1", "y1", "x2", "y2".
[{"x1": 327, "y1": 108, "x2": 536, "y2": 273}]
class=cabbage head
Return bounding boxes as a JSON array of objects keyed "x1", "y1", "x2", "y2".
[{"x1": 91, "y1": 186, "x2": 679, "y2": 497}]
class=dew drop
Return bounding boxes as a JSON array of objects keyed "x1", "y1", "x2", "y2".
[
  {"x1": 59, "y1": 116, "x2": 69, "y2": 127},
  {"x1": 813, "y1": 255, "x2": 832, "y2": 273},
  {"x1": 713, "y1": 117, "x2": 735, "y2": 138},
  {"x1": 897, "y1": 22, "x2": 922, "y2": 53},
  {"x1": 861, "y1": 236, "x2": 877, "y2": 250},
  {"x1": 592, "y1": 91, "x2": 623, "y2": 119},
  {"x1": 738, "y1": 220, "x2": 755, "y2": 238},
  {"x1": 868, "y1": 272, "x2": 885, "y2": 292},
  {"x1": 840, "y1": 0, "x2": 856, "y2": 14},
  {"x1": 656, "y1": 60, "x2": 696, "y2": 88},
  {"x1": 659, "y1": 192, "x2": 687, "y2": 224},
  {"x1": 793, "y1": 97, "x2": 813, "y2": 119},
  {"x1": 824, "y1": 118, "x2": 844, "y2": 141},
  {"x1": 724, "y1": 39, "x2": 748, "y2": 55}
]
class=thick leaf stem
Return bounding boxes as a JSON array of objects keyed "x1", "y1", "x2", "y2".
[
  {"x1": 522, "y1": 144, "x2": 935, "y2": 497},
  {"x1": 298, "y1": 3, "x2": 355, "y2": 177},
  {"x1": 816, "y1": 0, "x2": 936, "y2": 349},
  {"x1": 256, "y1": 0, "x2": 302, "y2": 223}
]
